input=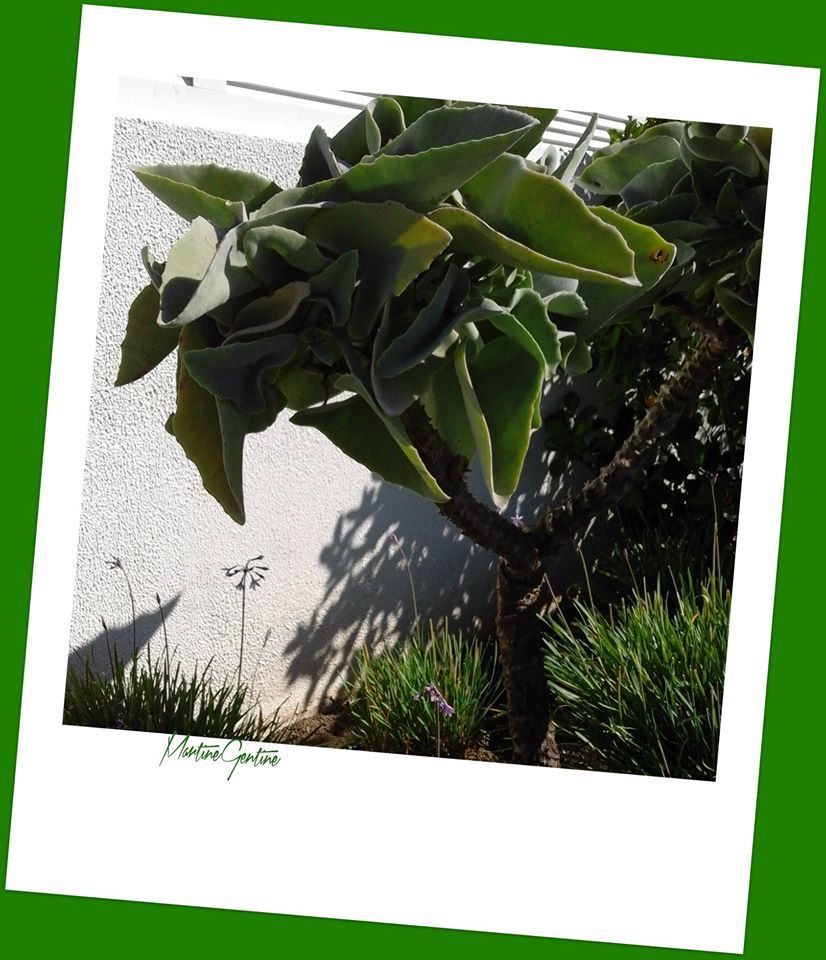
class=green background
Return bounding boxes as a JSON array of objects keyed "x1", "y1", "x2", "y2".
[{"x1": 3, "y1": 3, "x2": 821, "y2": 956}]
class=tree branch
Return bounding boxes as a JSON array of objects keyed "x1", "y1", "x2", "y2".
[
  {"x1": 529, "y1": 319, "x2": 741, "y2": 557},
  {"x1": 401, "y1": 406, "x2": 538, "y2": 571}
]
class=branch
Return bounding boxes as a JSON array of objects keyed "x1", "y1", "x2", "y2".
[
  {"x1": 529, "y1": 319, "x2": 741, "y2": 557},
  {"x1": 401, "y1": 406, "x2": 538, "y2": 571}
]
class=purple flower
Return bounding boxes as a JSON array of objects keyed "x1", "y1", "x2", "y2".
[
  {"x1": 413, "y1": 683, "x2": 455, "y2": 718},
  {"x1": 510, "y1": 514, "x2": 525, "y2": 529}
]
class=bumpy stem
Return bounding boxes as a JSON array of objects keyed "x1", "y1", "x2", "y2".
[{"x1": 529, "y1": 321, "x2": 739, "y2": 555}]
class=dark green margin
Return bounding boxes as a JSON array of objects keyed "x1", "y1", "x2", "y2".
[{"x1": 3, "y1": 3, "x2": 822, "y2": 957}]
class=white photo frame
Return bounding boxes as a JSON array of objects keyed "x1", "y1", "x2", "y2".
[{"x1": 6, "y1": 5, "x2": 819, "y2": 952}]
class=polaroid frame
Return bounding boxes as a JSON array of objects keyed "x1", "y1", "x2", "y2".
[{"x1": 5, "y1": 5, "x2": 819, "y2": 952}]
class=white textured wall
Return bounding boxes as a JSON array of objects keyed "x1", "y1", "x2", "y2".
[{"x1": 70, "y1": 116, "x2": 549, "y2": 717}]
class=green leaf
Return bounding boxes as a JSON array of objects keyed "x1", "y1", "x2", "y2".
[
  {"x1": 308, "y1": 250, "x2": 359, "y2": 327},
  {"x1": 226, "y1": 282, "x2": 311, "y2": 340},
  {"x1": 183, "y1": 334, "x2": 298, "y2": 414},
  {"x1": 164, "y1": 224, "x2": 260, "y2": 327},
  {"x1": 244, "y1": 224, "x2": 331, "y2": 278},
  {"x1": 340, "y1": 104, "x2": 538, "y2": 209},
  {"x1": 508, "y1": 288, "x2": 561, "y2": 376},
  {"x1": 299, "y1": 126, "x2": 342, "y2": 186},
  {"x1": 422, "y1": 355, "x2": 476, "y2": 461},
  {"x1": 217, "y1": 388, "x2": 286, "y2": 525},
  {"x1": 544, "y1": 290, "x2": 588, "y2": 319},
  {"x1": 130, "y1": 163, "x2": 278, "y2": 226},
  {"x1": 291, "y1": 374, "x2": 448, "y2": 501},
  {"x1": 577, "y1": 135, "x2": 683, "y2": 196},
  {"x1": 715, "y1": 283, "x2": 756, "y2": 338},
  {"x1": 620, "y1": 157, "x2": 688, "y2": 208},
  {"x1": 454, "y1": 340, "x2": 496, "y2": 503},
  {"x1": 115, "y1": 284, "x2": 180, "y2": 386},
  {"x1": 430, "y1": 206, "x2": 629, "y2": 288},
  {"x1": 499, "y1": 106, "x2": 558, "y2": 158},
  {"x1": 574, "y1": 207, "x2": 676, "y2": 338},
  {"x1": 304, "y1": 201, "x2": 451, "y2": 338},
  {"x1": 159, "y1": 217, "x2": 220, "y2": 325},
  {"x1": 329, "y1": 97, "x2": 406, "y2": 166},
  {"x1": 458, "y1": 154, "x2": 640, "y2": 285},
  {"x1": 682, "y1": 124, "x2": 761, "y2": 177},
  {"x1": 141, "y1": 246, "x2": 164, "y2": 289},
  {"x1": 375, "y1": 263, "x2": 466, "y2": 377},
  {"x1": 552, "y1": 113, "x2": 598, "y2": 185},
  {"x1": 170, "y1": 321, "x2": 244, "y2": 523}
]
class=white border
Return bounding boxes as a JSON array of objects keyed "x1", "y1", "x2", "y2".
[{"x1": 5, "y1": 6, "x2": 820, "y2": 953}]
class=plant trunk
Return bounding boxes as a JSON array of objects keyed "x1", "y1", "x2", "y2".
[{"x1": 496, "y1": 559, "x2": 560, "y2": 767}]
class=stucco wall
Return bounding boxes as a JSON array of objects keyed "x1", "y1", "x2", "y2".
[{"x1": 70, "y1": 115, "x2": 572, "y2": 717}]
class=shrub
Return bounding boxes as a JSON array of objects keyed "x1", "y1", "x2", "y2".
[
  {"x1": 64, "y1": 630, "x2": 289, "y2": 742},
  {"x1": 345, "y1": 621, "x2": 502, "y2": 758},
  {"x1": 542, "y1": 573, "x2": 729, "y2": 779}
]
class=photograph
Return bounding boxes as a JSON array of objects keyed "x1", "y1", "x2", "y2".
[
  {"x1": 4, "y1": 6, "x2": 819, "y2": 955},
  {"x1": 64, "y1": 78, "x2": 762, "y2": 779}
]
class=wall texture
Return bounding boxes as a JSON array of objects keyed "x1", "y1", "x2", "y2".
[{"x1": 68, "y1": 115, "x2": 572, "y2": 718}]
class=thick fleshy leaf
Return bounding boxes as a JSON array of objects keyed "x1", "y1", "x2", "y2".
[
  {"x1": 552, "y1": 113, "x2": 598, "y2": 185},
  {"x1": 329, "y1": 97, "x2": 406, "y2": 166},
  {"x1": 681, "y1": 125, "x2": 761, "y2": 177},
  {"x1": 422, "y1": 358, "x2": 475, "y2": 461},
  {"x1": 291, "y1": 374, "x2": 448, "y2": 501},
  {"x1": 164, "y1": 225, "x2": 260, "y2": 327},
  {"x1": 577, "y1": 135, "x2": 683, "y2": 196},
  {"x1": 216, "y1": 387, "x2": 286, "y2": 525},
  {"x1": 508, "y1": 288, "x2": 561, "y2": 375},
  {"x1": 499, "y1": 106, "x2": 558, "y2": 158},
  {"x1": 620, "y1": 157, "x2": 688, "y2": 208},
  {"x1": 170, "y1": 320, "x2": 243, "y2": 523},
  {"x1": 299, "y1": 126, "x2": 342, "y2": 186},
  {"x1": 716, "y1": 283, "x2": 756, "y2": 338},
  {"x1": 574, "y1": 207, "x2": 676, "y2": 338},
  {"x1": 339, "y1": 104, "x2": 538, "y2": 209},
  {"x1": 458, "y1": 155, "x2": 639, "y2": 285},
  {"x1": 371, "y1": 303, "x2": 440, "y2": 416},
  {"x1": 304, "y1": 201, "x2": 451, "y2": 338},
  {"x1": 141, "y1": 247, "x2": 164, "y2": 289},
  {"x1": 115, "y1": 284, "x2": 179, "y2": 386},
  {"x1": 308, "y1": 250, "x2": 359, "y2": 327},
  {"x1": 131, "y1": 163, "x2": 278, "y2": 225},
  {"x1": 159, "y1": 217, "x2": 220, "y2": 325},
  {"x1": 244, "y1": 224, "x2": 330, "y2": 278},
  {"x1": 454, "y1": 340, "x2": 496, "y2": 503},
  {"x1": 544, "y1": 290, "x2": 588, "y2": 319},
  {"x1": 375, "y1": 263, "x2": 466, "y2": 377},
  {"x1": 430, "y1": 206, "x2": 630, "y2": 288},
  {"x1": 183, "y1": 334, "x2": 298, "y2": 414},
  {"x1": 227, "y1": 282, "x2": 311, "y2": 341}
]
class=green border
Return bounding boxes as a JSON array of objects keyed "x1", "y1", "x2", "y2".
[{"x1": 3, "y1": 3, "x2": 822, "y2": 956}]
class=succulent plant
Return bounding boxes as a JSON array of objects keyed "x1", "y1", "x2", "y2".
[{"x1": 118, "y1": 97, "x2": 675, "y2": 522}]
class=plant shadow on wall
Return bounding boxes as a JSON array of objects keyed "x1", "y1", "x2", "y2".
[
  {"x1": 64, "y1": 556, "x2": 293, "y2": 742},
  {"x1": 282, "y1": 426, "x2": 578, "y2": 711},
  {"x1": 114, "y1": 96, "x2": 763, "y2": 772}
]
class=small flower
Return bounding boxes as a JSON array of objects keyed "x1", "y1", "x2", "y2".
[
  {"x1": 413, "y1": 683, "x2": 455, "y2": 718},
  {"x1": 510, "y1": 514, "x2": 525, "y2": 529}
]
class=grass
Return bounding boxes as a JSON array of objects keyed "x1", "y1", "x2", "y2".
[
  {"x1": 64, "y1": 622, "x2": 290, "y2": 742},
  {"x1": 345, "y1": 621, "x2": 503, "y2": 758},
  {"x1": 542, "y1": 571, "x2": 729, "y2": 779}
]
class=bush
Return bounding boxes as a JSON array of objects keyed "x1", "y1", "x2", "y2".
[
  {"x1": 64, "y1": 633, "x2": 288, "y2": 742},
  {"x1": 542, "y1": 573, "x2": 728, "y2": 779},
  {"x1": 345, "y1": 621, "x2": 502, "y2": 758}
]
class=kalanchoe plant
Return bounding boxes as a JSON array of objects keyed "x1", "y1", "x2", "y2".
[{"x1": 117, "y1": 95, "x2": 755, "y2": 766}]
